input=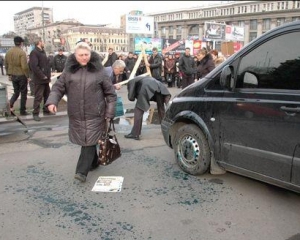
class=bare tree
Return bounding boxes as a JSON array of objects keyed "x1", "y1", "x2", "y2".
[
  {"x1": 24, "y1": 33, "x2": 39, "y2": 46},
  {"x1": 2, "y1": 31, "x2": 17, "y2": 38}
]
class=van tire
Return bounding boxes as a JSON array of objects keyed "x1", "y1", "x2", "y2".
[{"x1": 173, "y1": 124, "x2": 210, "y2": 175}]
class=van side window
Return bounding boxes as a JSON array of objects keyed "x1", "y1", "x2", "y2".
[{"x1": 237, "y1": 31, "x2": 300, "y2": 90}]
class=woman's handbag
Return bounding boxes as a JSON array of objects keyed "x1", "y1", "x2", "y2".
[
  {"x1": 98, "y1": 120, "x2": 121, "y2": 166},
  {"x1": 115, "y1": 96, "x2": 124, "y2": 118}
]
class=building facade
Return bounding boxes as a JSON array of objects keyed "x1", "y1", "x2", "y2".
[
  {"x1": 61, "y1": 25, "x2": 129, "y2": 53},
  {"x1": 27, "y1": 19, "x2": 84, "y2": 52},
  {"x1": 11, "y1": 2, "x2": 300, "y2": 55},
  {"x1": 148, "y1": 1, "x2": 300, "y2": 45},
  {"x1": 14, "y1": 7, "x2": 53, "y2": 37}
]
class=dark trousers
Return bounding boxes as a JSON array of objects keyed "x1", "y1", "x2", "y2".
[
  {"x1": 165, "y1": 73, "x2": 174, "y2": 87},
  {"x1": 130, "y1": 93, "x2": 166, "y2": 136},
  {"x1": 131, "y1": 107, "x2": 144, "y2": 136},
  {"x1": 181, "y1": 74, "x2": 194, "y2": 89},
  {"x1": 33, "y1": 83, "x2": 50, "y2": 115},
  {"x1": 0, "y1": 64, "x2": 4, "y2": 75},
  {"x1": 154, "y1": 92, "x2": 166, "y2": 123},
  {"x1": 10, "y1": 75, "x2": 28, "y2": 112},
  {"x1": 76, "y1": 145, "x2": 98, "y2": 176}
]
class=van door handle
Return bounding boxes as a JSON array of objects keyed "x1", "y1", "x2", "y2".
[{"x1": 280, "y1": 106, "x2": 300, "y2": 113}]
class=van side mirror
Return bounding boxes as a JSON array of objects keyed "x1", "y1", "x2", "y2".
[{"x1": 220, "y1": 65, "x2": 235, "y2": 91}]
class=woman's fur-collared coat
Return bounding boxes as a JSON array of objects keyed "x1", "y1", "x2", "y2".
[{"x1": 45, "y1": 51, "x2": 117, "y2": 146}]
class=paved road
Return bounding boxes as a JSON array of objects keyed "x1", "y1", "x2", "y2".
[{"x1": 1, "y1": 74, "x2": 300, "y2": 240}]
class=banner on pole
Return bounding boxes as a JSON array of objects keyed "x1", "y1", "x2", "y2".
[{"x1": 126, "y1": 15, "x2": 154, "y2": 34}]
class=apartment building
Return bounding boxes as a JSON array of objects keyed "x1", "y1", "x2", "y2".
[
  {"x1": 14, "y1": 7, "x2": 53, "y2": 37},
  {"x1": 148, "y1": 0, "x2": 300, "y2": 44}
]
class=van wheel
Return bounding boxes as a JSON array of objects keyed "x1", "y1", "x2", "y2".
[{"x1": 173, "y1": 124, "x2": 210, "y2": 175}]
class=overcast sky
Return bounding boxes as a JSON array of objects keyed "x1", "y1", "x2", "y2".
[{"x1": 0, "y1": 1, "x2": 222, "y2": 35}]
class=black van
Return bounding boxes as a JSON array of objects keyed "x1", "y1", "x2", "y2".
[{"x1": 161, "y1": 21, "x2": 300, "y2": 193}]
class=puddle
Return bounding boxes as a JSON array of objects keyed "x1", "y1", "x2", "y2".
[
  {"x1": 0, "y1": 131, "x2": 30, "y2": 143},
  {"x1": 113, "y1": 108, "x2": 161, "y2": 125}
]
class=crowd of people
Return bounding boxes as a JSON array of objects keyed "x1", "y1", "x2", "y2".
[
  {"x1": 4, "y1": 36, "x2": 226, "y2": 120},
  {"x1": 100, "y1": 46, "x2": 226, "y2": 90}
]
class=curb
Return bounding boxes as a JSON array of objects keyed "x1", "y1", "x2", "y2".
[{"x1": 0, "y1": 110, "x2": 68, "y2": 124}]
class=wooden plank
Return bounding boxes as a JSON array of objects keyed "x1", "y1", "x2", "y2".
[
  {"x1": 117, "y1": 72, "x2": 150, "y2": 86},
  {"x1": 114, "y1": 45, "x2": 152, "y2": 87},
  {"x1": 128, "y1": 49, "x2": 144, "y2": 80},
  {"x1": 102, "y1": 53, "x2": 109, "y2": 65},
  {"x1": 143, "y1": 49, "x2": 152, "y2": 76},
  {"x1": 127, "y1": 43, "x2": 151, "y2": 81}
]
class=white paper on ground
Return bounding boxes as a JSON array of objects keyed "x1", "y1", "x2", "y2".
[{"x1": 91, "y1": 176, "x2": 124, "y2": 192}]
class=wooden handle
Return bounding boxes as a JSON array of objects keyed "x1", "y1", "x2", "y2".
[
  {"x1": 143, "y1": 51, "x2": 151, "y2": 76},
  {"x1": 102, "y1": 54, "x2": 109, "y2": 65},
  {"x1": 128, "y1": 50, "x2": 143, "y2": 80},
  {"x1": 117, "y1": 72, "x2": 150, "y2": 86}
]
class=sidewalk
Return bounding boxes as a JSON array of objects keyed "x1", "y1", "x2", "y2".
[
  {"x1": 0, "y1": 74, "x2": 66, "y2": 123},
  {"x1": 0, "y1": 74, "x2": 35, "y2": 110},
  {"x1": 0, "y1": 74, "x2": 182, "y2": 123}
]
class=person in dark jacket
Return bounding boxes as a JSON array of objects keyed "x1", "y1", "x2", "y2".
[
  {"x1": 29, "y1": 37, "x2": 52, "y2": 121},
  {"x1": 124, "y1": 52, "x2": 136, "y2": 79},
  {"x1": 196, "y1": 49, "x2": 215, "y2": 80},
  {"x1": 164, "y1": 55, "x2": 176, "y2": 88},
  {"x1": 124, "y1": 75, "x2": 171, "y2": 140},
  {"x1": 146, "y1": 47, "x2": 163, "y2": 82},
  {"x1": 178, "y1": 47, "x2": 196, "y2": 89},
  {"x1": 174, "y1": 53, "x2": 182, "y2": 88},
  {"x1": 53, "y1": 48, "x2": 67, "y2": 73},
  {"x1": 136, "y1": 59, "x2": 147, "y2": 76},
  {"x1": 0, "y1": 54, "x2": 4, "y2": 75},
  {"x1": 45, "y1": 42, "x2": 117, "y2": 183},
  {"x1": 104, "y1": 47, "x2": 118, "y2": 67},
  {"x1": 47, "y1": 52, "x2": 55, "y2": 72}
]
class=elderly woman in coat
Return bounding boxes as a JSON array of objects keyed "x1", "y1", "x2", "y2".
[{"x1": 45, "y1": 42, "x2": 117, "y2": 182}]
